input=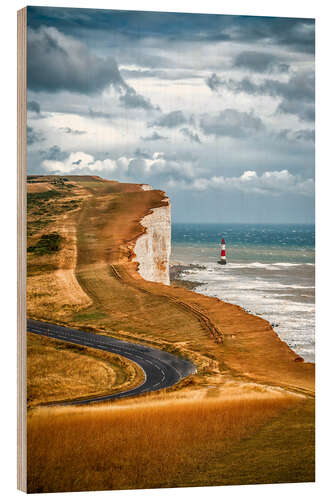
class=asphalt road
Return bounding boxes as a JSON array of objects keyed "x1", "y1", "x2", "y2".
[{"x1": 27, "y1": 319, "x2": 196, "y2": 405}]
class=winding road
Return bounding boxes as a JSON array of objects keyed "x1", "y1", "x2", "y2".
[{"x1": 27, "y1": 319, "x2": 196, "y2": 405}]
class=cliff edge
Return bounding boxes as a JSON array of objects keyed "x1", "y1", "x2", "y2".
[
  {"x1": 27, "y1": 175, "x2": 314, "y2": 397},
  {"x1": 134, "y1": 197, "x2": 171, "y2": 286}
]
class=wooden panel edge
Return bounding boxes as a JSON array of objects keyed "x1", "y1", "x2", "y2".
[{"x1": 17, "y1": 6, "x2": 27, "y2": 493}]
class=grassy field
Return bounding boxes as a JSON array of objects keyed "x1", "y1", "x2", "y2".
[
  {"x1": 26, "y1": 175, "x2": 315, "y2": 492},
  {"x1": 27, "y1": 393, "x2": 313, "y2": 493},
  {"x1": 27, "y1": 333, "x2": 144, "y2": 407}
]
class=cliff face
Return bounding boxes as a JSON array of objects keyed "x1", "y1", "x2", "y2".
[{"x1": 134, "y1": 198, "x2": 171, "y2": 286}]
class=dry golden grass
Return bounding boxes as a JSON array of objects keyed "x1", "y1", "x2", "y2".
[
  {"x1": 27, "y1": 182, "x2": 54, "y2": 193},
  {"x1": 27, "y1": 393, "x2": 302, "y2": 493},
  {"x1": 27, "y1": 269, "x2": 92, "y2": 320},
  {"x1": 27, "y1": 333, "x2": 144, "y2": 406},
  {"x1": 27, "y1": 182, "x2": 92, "y2": 322}
]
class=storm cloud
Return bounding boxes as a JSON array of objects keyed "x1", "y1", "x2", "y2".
[
  {"x1": 88, "y1": 108, "x2": 113, "y2": 119},
  {"x1": 28, "y1": 7, "x2": 315, "y2": 54},
  {"x1": 233, "y1": 51, "x2": 289, "y2": 73},
  {"x1": 26, "y1": 7, "x2": 315, "y2": 223},
  {"x1": 200, "y1": 109, "x2": 264, "y2": 138},
  {"x1": 27, "y1": 126, "x2": 44, "y2": 145},
  {"x1": 275, "y1": 128, "x2": 315, "y2": 143},
  {"x1": 206, "y1": 70, "x2": 315, "y2": 122},
  {"x1": 27, "y1": 100, "x2": 41, "y2": 113},
  {"x1": 39, "y1": 145, "x2": 68, "y2": 161},
  {"x1": 27, "y1": 26, "x2": 130, "y2": 95},
  {"x1": 150, "y1": 110, "x2": 188, "y2": 128},
  {"x1": 141, "y1": 131, "x2": 168, "y2": 141},
  {"x1": 119, "y1": 89, "x2": 159, "y2": 111},
  {"x1": 180, "y1": 127, "x2": 201, "y2": 144}
]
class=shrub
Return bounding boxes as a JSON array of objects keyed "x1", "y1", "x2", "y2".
[{"x1": 27, "y1": 233, "x2": 62, "y2": 255}]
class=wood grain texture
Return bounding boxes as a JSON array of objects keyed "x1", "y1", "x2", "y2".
[{"x1": 17, "y1": 6, "x2": 27, "y2": 492}]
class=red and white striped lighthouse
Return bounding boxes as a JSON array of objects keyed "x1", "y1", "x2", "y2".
[{"x1": 219, "y1": 238, "x2": 227, "y2": 265}]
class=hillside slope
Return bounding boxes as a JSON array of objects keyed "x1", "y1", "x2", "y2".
[{"x1": 27, "y1": 175, "x2": 314, "y2": 396}]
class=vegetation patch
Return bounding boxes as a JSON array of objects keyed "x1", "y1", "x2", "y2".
[
  {"x1": 27, "y1": 263, "x2": 59, "y2": 277},
  {"x1": 27, "y1": 189, "x2": 66, "y2": 207},
  {"x1": 27, "y1": 177, "x2": 50, "y2": 184},
  {"x1": 72, "y1": 310, "x2": 108, "y2": 322},
  {"x1": 27, "y1": 219, "x2": 55, "y2": 237},
  {"x1": 27, "y1": 233, "x2": 62, "y2": 255}
]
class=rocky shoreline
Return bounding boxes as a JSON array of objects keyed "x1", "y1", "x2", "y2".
[{"x1": 169, "y1": 263, "x2": 206, "y2": 290}]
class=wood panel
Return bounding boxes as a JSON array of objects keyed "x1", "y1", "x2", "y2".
[{"x1": 17, "y1": 6, "x2": 27, "y2": 493}]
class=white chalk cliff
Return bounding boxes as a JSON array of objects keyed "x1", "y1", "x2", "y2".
[{"x1": 134, "y1": 198, "x2": 171, "y2": 286}]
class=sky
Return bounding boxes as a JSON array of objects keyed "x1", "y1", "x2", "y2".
[{"x1": 26, "y1": 7, "x2": 315, "y2": 223}]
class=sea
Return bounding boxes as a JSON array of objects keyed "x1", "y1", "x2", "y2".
[{"x1": 171, "y1": 223, "x2": 315, "y2": 362}]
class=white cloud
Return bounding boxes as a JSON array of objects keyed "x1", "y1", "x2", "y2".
[
  {"x1": 42, "y1": 150, "x2": 195, "y2": 184},
  {"x1": 171, "y1": 169, "x2": 314, "y2": 196},
  {"x1": 43, "y1": 152, "x2": 122, "y2": 173},
  {"x1": 42, "y1": 151, "x2": 313, "y2": 197}
]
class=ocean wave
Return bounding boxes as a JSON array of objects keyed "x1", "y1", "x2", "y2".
[
  {"x1": 232, "y1": 262, "x2": 276, "y2": 269},
  {"x1": 202, "y1": 261, "x2": 314, "y2": 271},
  {"x1": 274, "y1": 262, "x2": 303, "y2": 267},
  {"x1": 178, "y1": 266, "x2": 315, "y2": 361}
]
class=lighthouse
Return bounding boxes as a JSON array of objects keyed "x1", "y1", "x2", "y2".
[{"x1": 218, "y1": 238, "x2": 227, "y2": 265}]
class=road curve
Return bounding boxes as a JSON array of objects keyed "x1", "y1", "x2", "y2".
[{"x1": 27, "y1": 319, "x2": 196, "y2": 405}]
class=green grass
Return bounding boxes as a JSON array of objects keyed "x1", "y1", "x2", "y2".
[{"x1": 72, "y1": 310, "x2": 108, "y2": 322}]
